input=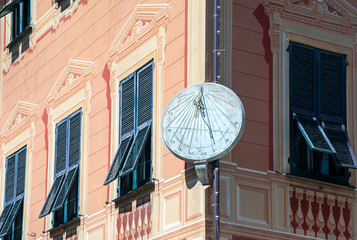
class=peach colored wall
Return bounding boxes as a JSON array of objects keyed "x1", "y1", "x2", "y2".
[
  {"x1": 231, "y1": 0, "x2": 272, "y2": 172},
  {"x1": 0, "y1": 0, "x2": 187, "y2": 236}
]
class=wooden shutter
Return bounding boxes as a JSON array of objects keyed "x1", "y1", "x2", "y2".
[
  {"x1": 16, "y1": 147, "x2": 26, "y2": 196},
  {"x1": 0, "y1": 197, "x2": 23, "y2": 237},
  {"x1": 319, "y1": 51, "x2": 345, "y2": 119},
  {"x1": 56, "y1": 121, "x2": 67, "y2": 174},
  {"x1": 5, "y1": 156, "x2": 15, "y2": 203},
  {"x1": 69, "y1": 111, "x2": 81, "y2": 167},
  {"x1": 38, "y1": 173, "x2": 65, "y2": 218},
  {"x1": 120, "y1": 75, "x2": 135, "y2": 137},
  {"x1": 289, "y1": 43, "x2": 315, "y2": 114},
  {"x1": 137, "y1": 62, "x2": 153, "y2": 126},
  {"x1": 104, "y1": 134, "x2": 133, "y2": 185}
]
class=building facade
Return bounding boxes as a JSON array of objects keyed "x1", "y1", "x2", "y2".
[{"x1": 0, "y1": 0, "x2": 357, "y2": 239}]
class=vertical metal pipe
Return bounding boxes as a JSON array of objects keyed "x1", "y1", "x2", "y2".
[{"x1": 213, "y1": 0, "x2": 220, "y2": 237}]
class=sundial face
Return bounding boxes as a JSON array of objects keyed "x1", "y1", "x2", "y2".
[{"x1": 161, "y1": 82, "x2": 245, "y2": 162}]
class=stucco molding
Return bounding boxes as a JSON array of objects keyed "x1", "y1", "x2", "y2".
[
  {"x1": 263, "y1": 0, "x2": 357, "y2": 33},
  {"x1": 47, "y1": 59, "x2": 95, "y2": 109},
  {"x1": 106, "y1": 4, "x2": 170, "y2": 72},
  {"x1": 0, "y1": 101, "x2": 37, "y2": 142},
  {"x1": 2, "y1": 1, "x2": 81, "y2": 72}
]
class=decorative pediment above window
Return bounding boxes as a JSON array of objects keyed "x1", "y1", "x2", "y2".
[
  {"x1": 1, "y1": 101, "x2": 37, "y2": 140},
  {"x1": 263, "y1": 0, "x2": 357, "y2": 32},
  {"x1": 106, "y1": 4, "x2": 170, "y2": 69},
  {"x1": 47, "y1": 59, "x2": 95, "y2": 108}
]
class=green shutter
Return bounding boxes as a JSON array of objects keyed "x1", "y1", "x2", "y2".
[
  {"x1": 52, "y1": 166, "x2": 79, "y2": 212},
  {"x1": 56, "y1": 121, "x2": 67, "y2": 174},
  {"x1": 319, "y1": 51, "x2": 345, "y2": 119},
  {"x1": 104, "y1": 134, "x2": 133, "y2": 185},
  {"x1": 16, "y1": 147, "x2": 26, "y2": 196},
  {"x1": 69, "y1": 111, "x2": 81, "y2": 167},
  {"x1": 0, "y1": 204, "x2": 13, "y2": 232},
  {"x1": 137, "y1": 62, "x2": 153, "y2": 126},
  {"x1": 5, "y1": 156, "x2": 15, "y2": 203},
  {"x1": 38, "y1": 174, "x2": 65, "y2": 218},
  {"x1": 289, "y1": 43, "x2": 315, "y2": 114},
  {"x1": 120, "y1": 124, "x2": 151, "y2": 177},
  {"x1": 120, "y1": 75, "x2": 135, "y2": 136},
  {"x1": 0, "y1": 197, "x2": 23, "y2": 237}
]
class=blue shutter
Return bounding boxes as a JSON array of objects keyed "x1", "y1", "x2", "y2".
[
  {"x1": 104, "y1": 134, "x2": 133, "y2": 185},
  {"x1": 56, "y1": 120, "x2": 67, "y2": 174},
  {"x1": 0, "y1": 197, "x2": 23, "y2": 237},
  {"x1": 137, "y1": 62, "x2": 153, "y2": 126},
  {"x1": 120, "y1": 124, "x2": 151, "y2": 177},
  {"x1": 69, "y1": 111, "x2": 81, "y2": 167},
  {"x1": 52, "y1": 165, "x2": 79, "y2": 212},
  {"x1": 319, "y1": 51, "x2": 345, "y2": 119},
  {"x1": 5, "y1": 156, "x2": 15, "y2": 203},
  {"x1": 289, "y1": 43, "x2": 315, "y2": 114},
  {"x1": 120, "y1": 75, "x2": 135, "y2": 137},
  {"x1": 38, "y1": 174, "x2": 65, "y2": 218},
  {"x1": 16, "y1": 147, "x2": 26, "y2": 196},
  {"x1": 0, "y1": 204, "x2": 13, "y2": 232}
]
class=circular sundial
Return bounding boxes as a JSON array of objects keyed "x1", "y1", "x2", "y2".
[{"x1": 161, "y1": 82, "x2": 245, "y2": 162}]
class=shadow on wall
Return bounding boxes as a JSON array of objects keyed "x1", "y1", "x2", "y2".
[{"x1": 253, "y1": 4, "x2": 273, "y2": 171}]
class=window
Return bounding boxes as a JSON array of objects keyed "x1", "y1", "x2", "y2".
[
  {"x1": 104, "y1": 61, "x2": 154, "y2": 197},
  {"x1": 39, "y1": 110, "x2": 82, "y2": 227},
  {"x1": 0, "y1": 146, "x2": 26, "y2": 240},
  {"x1": 289, "y1": 42, "x2": 356, "y2": 185},
  {"x1": 0, "y1": 0, "x2": 31, "y2": 40},
  {"x1": 55, "y1": 0, "x2": 75, "y2": 13}
]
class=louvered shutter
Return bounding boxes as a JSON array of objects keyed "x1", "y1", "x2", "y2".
[
  {"x1": 16, "y1": 147, "x2": 26, "y2": 196},
  {"x1": 69, "y1": 111, "x2": 81, "y2": 167},
  {"x1": 52, "y1": 166, "x2": 79, "y2": 212},
  {"x1": 323, "y1": 121, "x2": 357, "y2": 168},
  {"x1": 104, "y1": 134, "x2": 133, "y2": 185},
  {"x1": 120, "y1": 124, "x2": 151, "y2": 177},
  {"x1": 56, "y1": 121, "x2": 67, "y2": 174},
  {"x1": 0, "y1": 197, "x2": 23, "y2": 237},
  {"x1": 5, "y1": 156, "x2": 15, "y2": 203},
  {"x1": 38, "y1": 174, "x2": 65, "y2": 218},
  {"x1": 0, "y1": 204, "x2": 12, "y2": 231},
  {"x1": 120, "y1": 75, "x2": 135, "y2": 137},
  {"x1": 290, "y1": 43, "x2": 315, "y2": 114},
  {"x1": 319, "y1": 51, "x2": 345, "y2": 119},
  {"x1": 137, "y1": 63, "x2": 153, "y2": 126}
]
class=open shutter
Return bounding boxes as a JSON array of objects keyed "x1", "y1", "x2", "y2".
[
  {"x1": 5, "y1": 156, "x2": 15, "y2": 203},
  {"x1": 120, "y1": 75, "x2": 135, "y2": 137},
  {"x1": 137, "y1": 62, "x2": 153, "y2": 126},
  {"x1": 323, "y1": 121, "x2": 357, "y2": 168},
  {"x1": 289, "y1": 43, "x2": 315, "y2": 114},
  {"x1": 319, "y1": 51, "x2": 345, "y2": 119},
  {"x1": 0, "y1": 0, "x2": 23, "y2": 18},
  {"x1": 38, "y1": 174, "x2": 65, "y2": 218},
  {"x1": 69, "y1": 111, "x2": 81, "y2": 167},
  {"x1": 0, "y1": 204, "x2": 13, "y2": 232},
  {"x1": 120, "y1": 124, "x2": 151, "y2": 177},
  {"x1": 104, "y1": 134, "x2": 133, "y2": 185},
  {"x1": 0, "y1": 197, "x2": 23, "y2": 237},
  {"x1": 56, "y1": 121, "x2": 67, "y2": 174},
  {"x1": 52, "y1": 165, "x2": 79, "y2": 212},
  {"x1": 16, "y1": 147, "x2": 26, "y2": 196},
  {"x1": 293, "y1": 113, "x2": 335, "y2": 154}
]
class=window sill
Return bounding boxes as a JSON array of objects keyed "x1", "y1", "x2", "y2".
[
  {"x1": 112, "y1": 181, "x2": 155, "y2": 206},
  {"x1": 5, "y1": 25, "x2": 33, "y2": 50},
  {"x1": 286, "y1": 171, "x2": 355, "y2": 190},
  {"x1": 47, "y1": 216, "x2": 80, "y2": 237}
]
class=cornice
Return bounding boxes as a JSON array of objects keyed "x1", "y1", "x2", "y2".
[
  {"x1": 263, "y1": 0, "x2": 357, "y2": 33},
  {"x1": 106, "y1": 4, "x2": 170, "y2": 70}
]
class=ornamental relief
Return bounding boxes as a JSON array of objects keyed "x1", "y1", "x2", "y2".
[{"x1": 290, "y1": 0, "x2": 344, "y2": 17}]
